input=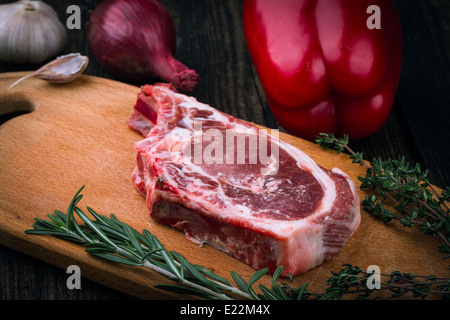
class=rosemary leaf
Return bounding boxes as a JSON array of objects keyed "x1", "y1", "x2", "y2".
[
  {"x1": 192, "y1": 264, "x2": 232, "y2": 287},
  {"x1": 148, "y1": 236, "x2": 183, "y2": 281},
  {"x1": 66, "y1": 186, "x2": 85, "y2": 231},
  {"x1": 257, "y1": 284, "x2": 279, "y2": 300},
  {"x1": 25, "y1": 229, "x2": 81, "y2": 242},
  {"x1": 271, "y1": 283, "x2": 289, "y2": 300},
  {"x1": 171, "y1": 251, "x2": 218, "y2": 290},
  {"x1": 85, "y1": 249, "x2": 142, "y2": 266},
  {"x1": 296, "y1": 282, "x2": 309, "y2": 300},
  {"x1": 230, "y1": 271, "x2": 249, "y2": 293},
  {"x1": 271, "y1": 266, "x2": 283, "y2": 289},
  {"x1": 47, "y1": 211, "x2": 67, "y2": 227},
  {"x1": 248, "y1": 268, "x2": 269, "y2": 289},
  {"x1": 74, "y1": 206, "x2": 116, "y2": 248},
  {"x1": 122, "y1": 223, "x2": 144, "y2": 257},
  {"x1": 140, "y1": 248, "x2": 164, "y2": 263}
]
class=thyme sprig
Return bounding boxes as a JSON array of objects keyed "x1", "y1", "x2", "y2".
[
  {"x1": 317, "y1": 264, "x2": 449, "y2": 300},
  {"x1": 26, "y1": 186, "x2": 449, "y2": 299},
  {"x1": 315, "y1": 133, "x2": 450, "y2": 256}
]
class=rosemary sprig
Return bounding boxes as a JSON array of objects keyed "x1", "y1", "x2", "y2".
[
  {"x1": 26, "y1": 186, "x2": 450, "y2": 299},
  {"x1": 25, "y1": 186, "x2": 288, "y2": 300},
  {"x1": 315, "y1": 133, "x2": 450, "y2": 256}
]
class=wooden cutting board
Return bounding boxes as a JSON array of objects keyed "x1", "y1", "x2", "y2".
[{"x1": 0, "y1": 72, "x2": 447, "y2": 299}]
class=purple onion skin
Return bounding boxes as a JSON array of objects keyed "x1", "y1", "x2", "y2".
[{"x1": 89, "y1": 0, "x2": 199, "y2": 91}]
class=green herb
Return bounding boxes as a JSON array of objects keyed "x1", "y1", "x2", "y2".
[
  {"x1": 26, "y1": 186, "x2": 449, "y2": 299},
  {"x1": 315, "y1": 133, "x2": 450, "y2": 256},
  {"x1": 314, "y1": 264, "x2": 450, "y2": 300}
]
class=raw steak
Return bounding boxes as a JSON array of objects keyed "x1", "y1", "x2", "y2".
[{"x1": 127, "y1": 84, "x2": 361, "y2": 276}]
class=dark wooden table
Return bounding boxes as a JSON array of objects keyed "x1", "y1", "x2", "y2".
[{"x1": 0, "y1": 0, "x2": 449, "y2": 300}]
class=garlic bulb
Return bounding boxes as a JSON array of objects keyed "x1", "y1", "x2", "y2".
[{"x1": 0, "y1": 0, "x2": 67, "y2": 64}]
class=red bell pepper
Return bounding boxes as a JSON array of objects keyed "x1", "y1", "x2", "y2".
[{"x1": 243, "y1": 0, "x2": 403, "y2": 140}]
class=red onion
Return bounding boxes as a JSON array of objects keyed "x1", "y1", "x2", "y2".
[{"x1": 88, "y1": 0, "x2": 199, "y2": 91}]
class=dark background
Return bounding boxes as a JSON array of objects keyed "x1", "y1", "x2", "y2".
[{"x1": 0, "y1": 0, "x2": 449, "y2": 299}]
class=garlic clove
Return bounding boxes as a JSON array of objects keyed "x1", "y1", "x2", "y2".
[
  {"x1": 9, "y1": 53, "x2": 89, "y2": 89},
  {"x1": 33, "y1": 53, "x2": 90, "y2": 83},
  {"x1": 0, "y1": 1, "x2": 67, "y2": 64}
]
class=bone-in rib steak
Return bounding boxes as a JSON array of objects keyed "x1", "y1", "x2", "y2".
[{"x1": 127, "y1": 84, "x2": 361, "y2": 276}]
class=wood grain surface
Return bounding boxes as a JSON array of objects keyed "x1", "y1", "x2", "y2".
[{"x1": 0, "y1": 72, "x2": 447, "y2": 300}]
